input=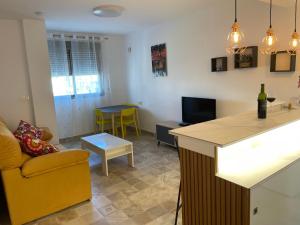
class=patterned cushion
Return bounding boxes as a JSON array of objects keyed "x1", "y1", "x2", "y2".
[
  {"x1": 21, "y1": 134, "x2": 58, "y2": 157},
  {"x1": 14, "y1": 120, "x2": 42, "y2": 141}
]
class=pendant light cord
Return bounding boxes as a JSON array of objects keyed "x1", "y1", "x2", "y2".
[
  {"x1": 295, "y1": 0, "x2": 298, "y2": 32},
  {"x1": 269, "y1": 0, "x2": 272, "y2": 28},
  {"x1": 235, "y1": 0, "x2": 237, "y2": 22}
]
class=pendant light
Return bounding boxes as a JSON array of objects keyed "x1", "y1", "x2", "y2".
[
  {"x1": 288, "y1": 0, "x2": 300, "y2": 55},
  {"x1": 260, "y1": 0, "x2": 278, "y2": 54},
  {"x1": 226, "y1": 0, "x2": 246, "y2": 55}
]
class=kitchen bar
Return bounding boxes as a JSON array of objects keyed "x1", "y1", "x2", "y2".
[{"x1": 171, "y1": 105, "x2": 300, "y2": 225}]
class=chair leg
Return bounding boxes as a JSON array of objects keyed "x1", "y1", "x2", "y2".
[
  {"x1": 135, "y1": 110, "x2": 141, "y2": 135},
  {"x1": 134, "y1": 122, "x2": 139, "y2": 137},
  {"x1": 174, "y1": 182, "x2": 182, "y2": 225},
  {"x1": 121, "y1": 124, "x2": 125, "y2": 139}
]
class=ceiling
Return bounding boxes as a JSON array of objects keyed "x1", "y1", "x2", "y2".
[
  {"x1": 0, "y1": 0, "x2": 294, "y2": 34},
  {"x1": 0, "y1": 0, "x2": 211, "y2": 34}
]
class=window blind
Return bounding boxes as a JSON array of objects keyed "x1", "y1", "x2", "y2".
[
  {"x1": 48, "y1": 39, "x2": 69, "y2": 77},
  {"x1": 48, "y1": 34, "x2": 104, "y2": 96},
  {"x1": 71, "y1": 39, "x2": 98, "y2": 76}
]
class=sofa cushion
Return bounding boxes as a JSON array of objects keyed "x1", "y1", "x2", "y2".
[
  {"x1": 40, "y1": 127, "x2": 53, "y2": 142},
  {"x1": 21, "y1": 135, "x2": 58, "y2": 157},
  {"x1": 21, "y1": 152, "x2": 32, "y2": 165},
  {"x1": 21, "y1": 150, "x2": 90, "y2": 178},
  {"x1": 0, "y1": 121, "x2": 22, "y2": 170},
  {"x1": 14, "y1": 120, "x2": 42, "y2": 141}
]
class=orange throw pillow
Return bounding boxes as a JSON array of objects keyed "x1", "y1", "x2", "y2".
[{"x1": 21, "y1": 134, "x2": 58, "y2": 157}]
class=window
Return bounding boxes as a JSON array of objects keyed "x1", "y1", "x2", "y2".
[
  {"x1": 51, "y1": 76, "x2": 74, "y2": 96},
  {"x1": 48, "y1": 37, "x2": 103, "y2": 97}
]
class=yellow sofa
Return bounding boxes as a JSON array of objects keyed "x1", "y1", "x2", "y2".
[{"x1": 0, "y1": 120, "x2": 92, "y2": 225}]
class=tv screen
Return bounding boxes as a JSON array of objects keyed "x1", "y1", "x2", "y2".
[{"x1": 182, "y1": 97, "x2": 216, "y2": 124}]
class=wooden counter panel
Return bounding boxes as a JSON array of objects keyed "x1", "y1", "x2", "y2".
[{"x1": 179, "y1": 148, "x2": 250, "y2": 225}]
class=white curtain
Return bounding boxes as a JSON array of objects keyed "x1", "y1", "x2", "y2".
[
  {"x1": 48, "y1": 34, "x2": 111, "y2": 139},
  {"x1": 48, "y1": 38, "x2": 74, "y2": 96}
]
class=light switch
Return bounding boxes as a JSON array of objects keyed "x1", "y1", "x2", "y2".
[{"x1": 21, "y1": 96, "x2": 30, "y2": 101}]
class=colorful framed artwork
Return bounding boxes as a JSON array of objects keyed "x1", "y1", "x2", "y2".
[{"x1": 151, "y1": 43, "x2": 168, "y2": 77}]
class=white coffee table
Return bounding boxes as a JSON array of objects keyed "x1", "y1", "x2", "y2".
[{"x1": 81, "y1": 133, "x2": 134, "y2": 176}]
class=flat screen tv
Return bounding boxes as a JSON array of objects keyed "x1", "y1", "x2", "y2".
[{"x1": 182, "y1": 97, "x2": 216, "y2": 125}]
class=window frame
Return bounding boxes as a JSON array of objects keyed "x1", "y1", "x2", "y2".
[{"x1": 65, "y1": 41, "x2": 76, "y2": 98}]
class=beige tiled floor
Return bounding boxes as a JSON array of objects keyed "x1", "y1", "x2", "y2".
[{"x1": 1, "y1": 132, "x2": 182, "y2": 225}]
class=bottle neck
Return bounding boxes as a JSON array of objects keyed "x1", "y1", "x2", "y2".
[{"x1": 261, "y1": 85, "x2": 265, "y2": 93}]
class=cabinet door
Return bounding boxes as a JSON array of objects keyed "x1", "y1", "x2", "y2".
[
  {"x1": 156, "y1": 125, "x2": 175, "y2": 146},
  {"x1": 250, "y1": 159, "x2": 300, "y2": 225}
]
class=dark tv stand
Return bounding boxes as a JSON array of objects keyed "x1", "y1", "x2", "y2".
[{"x1": 156, "y1": 121, "x2": 181, "y2": 148}]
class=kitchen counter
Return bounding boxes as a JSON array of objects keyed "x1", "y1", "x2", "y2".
[
  {"x1": 171, "y1": 106, "x2": 300, "y2": 188},
  {"x1": 171, "y1": 105, "x2": 300, "y2": 225},
  {"x1": 171, "y1": 105, "x2": 300, "y2": 147}
]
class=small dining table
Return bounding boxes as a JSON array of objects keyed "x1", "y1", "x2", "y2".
[{"x1": 97, "y1": 105, "x2": 139, "y2": 135}]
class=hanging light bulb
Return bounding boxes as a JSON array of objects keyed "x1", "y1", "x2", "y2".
[
  {"x1": 288, "y1": 0, "x2": 300, "y2": 55},
  {"x1": 226, "y1": 0, "x2": 246, "y2": 55},
  {"x1": 260, "y1": 0, "x2": 278, "y2": 55}
]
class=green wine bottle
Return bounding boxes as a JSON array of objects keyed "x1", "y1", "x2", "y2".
[{"x1": 258, "y1": 83, "x2": 267, "y2": 119}]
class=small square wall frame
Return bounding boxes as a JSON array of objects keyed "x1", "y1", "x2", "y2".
[
  {"x1": 270, "y1": 51, "x2": 296, "y2": 72},
  {"x1": 211, "y1": 57, "x2": 228, "y2": 72},
  {"x1": 234, "y1": 46, "x2": 258, "y2": 69}
]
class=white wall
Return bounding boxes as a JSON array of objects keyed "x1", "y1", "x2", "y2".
[
  {"x1": 0, "y1": 20, "x2": 34, "y2": 130},
  {"x1": 0, "y1": 19, "x2": 59, "y2": 142},
  {"x1": 126, "y1": 0, "x2": 300, "y2": 132},
  {"x1": 103, "y1": 35, "x2": 129, "y2": 105},
  {"x1": 22, "y1": 19, "x2": 59, "y2": 143}
]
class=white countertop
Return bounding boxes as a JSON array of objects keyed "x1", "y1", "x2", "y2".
[
  {"x1": 171, "y1": 105, "x2": 300, "y2": 189},
  {"x1": 170, "y1": 106, "x2": 300, "y2": 147}
]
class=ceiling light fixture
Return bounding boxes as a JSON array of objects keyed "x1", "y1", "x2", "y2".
[
  {"x1": 226, "y1": 0, "x2": 246, "y2": 55},
  {"x1": 93, "y1": 5, "x2": 124, "y2": 18},
  {"x1": 288, "y1": 0, "x2": 299, "y2": 55},
  {"x1": 260, "y1": 0, "x2": 278, "y2": 55}
]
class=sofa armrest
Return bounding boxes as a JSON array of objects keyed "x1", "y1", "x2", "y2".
[{"x1": 21, "y1": 150, "x2": 90, "y2": 178}]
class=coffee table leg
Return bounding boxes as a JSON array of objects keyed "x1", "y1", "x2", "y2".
[
  {"x1": 128, "y1": 145, "x2": 134, "y2": 167},
  {"x1": 102, "y1": 152, "x2": 108, "y2": 176}
]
